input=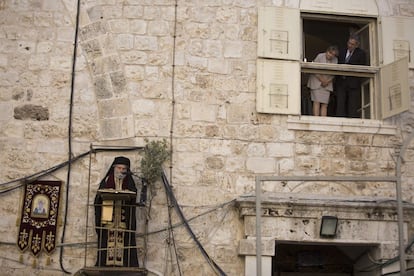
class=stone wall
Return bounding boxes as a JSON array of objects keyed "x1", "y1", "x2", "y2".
[{"x1": 0, "y1": 0, "x2": 414, "y2": 275}]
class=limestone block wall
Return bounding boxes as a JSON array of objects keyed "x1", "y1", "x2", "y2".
[{"x1": 0, "y1": 0, "x2": 413, "y2": 275}]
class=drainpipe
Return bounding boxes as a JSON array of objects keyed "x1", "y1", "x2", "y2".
[
  {"x1": 395, "y1": 129, "x2": 414, "y2": 275},
  {"x1": 255, "y1": 177, "x2": 262, "y2": 276}
]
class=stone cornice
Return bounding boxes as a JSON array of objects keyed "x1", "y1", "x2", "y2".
[{"x1": 236, "y1": 193, "x2": 414, "y2": 221}]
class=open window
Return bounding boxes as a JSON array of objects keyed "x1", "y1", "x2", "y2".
[
  {"x1": 302, "y1": 14, "x2": 375, "y2": 66},
  {"x1": 257, "y1": 6, "x2": 410, "y2": 120},
  {"x1": 301, "y1": 13, "x2": 376, "y2": 118}
]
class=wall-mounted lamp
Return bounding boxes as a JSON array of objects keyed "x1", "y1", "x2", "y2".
[{"x1": 320, "y1": 216, "x2": 338, "y2": 238}]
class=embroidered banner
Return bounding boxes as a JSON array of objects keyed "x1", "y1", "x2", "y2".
[{"x1": 17, "y1": 180, "x2": 62, "y2": 256}]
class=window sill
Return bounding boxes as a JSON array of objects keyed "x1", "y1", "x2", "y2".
[{"x1": 287, "y1": 115, "x2": 397, "y2": 135}]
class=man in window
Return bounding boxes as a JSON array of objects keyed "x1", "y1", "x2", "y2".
[{"x1": 335, "y1": 34, "x2": 367, "y2": 118}]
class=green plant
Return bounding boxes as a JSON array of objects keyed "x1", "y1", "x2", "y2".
[{"x1": 140, "y1": 139, "x2": 170, "y2": 184}]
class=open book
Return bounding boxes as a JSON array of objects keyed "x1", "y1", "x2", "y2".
[
  {"x1": 97, "y1": 188, "x2": 136, "y2": 194},
  {"x1": 97, "y1": 188, "x2": 136, "y2": 200}
]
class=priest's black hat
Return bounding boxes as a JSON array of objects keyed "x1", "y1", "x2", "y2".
[{"x1": 113, "y1": 156, "x2": 130, "y2": 168}]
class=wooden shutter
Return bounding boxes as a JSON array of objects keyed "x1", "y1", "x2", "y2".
[
  {"x1": 381, "y1": 16, "x2": 414, "y2": 68},
  {"x1": 257, "y1": 6, "x2": 300, "y2": 61},
  {"x1": 257, "y1": 6, "x2": 301, "y2": 114},
  {"x1": 380, "y1": 57, "x2": 409, "y2": 119},
  {"x1": 256, "y1": 59, "x2": 300, "y2": 114}
]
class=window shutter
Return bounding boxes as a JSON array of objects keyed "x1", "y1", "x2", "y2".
[
  {"x1": 257, "y1": 6, "x2": 300, "y2": 61},
  {"x1": 380, "y1": 57, "x2": 409, "y2": 119},
  {"x1": 257, "y1": 6, "x2": 301, "y2": 114},
  {"x1": 256, "y1": 59, "x2": 301, "y2": 114},
  {"x1": 381, "y1": 16, "x2": 414, "y2": 68}
]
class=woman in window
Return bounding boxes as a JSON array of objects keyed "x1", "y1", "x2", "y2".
[{"x1": 307, "y1": 45, "x2": 339, "y2": 116}]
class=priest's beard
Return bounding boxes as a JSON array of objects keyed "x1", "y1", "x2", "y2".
[{"x1": 115, "y1": 172, "x2": 126, "y2": 180}]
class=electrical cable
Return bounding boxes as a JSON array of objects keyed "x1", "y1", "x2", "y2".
[
  {"x1": 168, "y1": 0, "x2": 178, "y2": 184},
  {"x1": 2, "y1": 191, "x2": 236, "y2": 272},
  {"x1": 162, "y1": 0, "x2": 180, "y2": 272},
  {"x1": 161, "y1": 171, "x2": 227, "y2": 276},
  {"x1": 1, "y1": 198, "x2": 234, "y2": 245},
  {"x1": 1, "y1": 146, "x2": 142, "y2": 274},
  {"x1": 356, "y1": 234, "x2": 414, "y2": 273},
  {"x1": 0, "y1": 151, "x2": 89, "y2": 188},
  {"x1": 165, "y1": 179, "x2": 183, "y2": 275},
  {"x1": 0, "y1": 147, "x2": 143, "y2": 189},
  {"x1": 134, "y1": 199, "x2": 235, "y2": 239},
  {"x1": 59, "y1": 0, "x2": 80, "y2": 268}
]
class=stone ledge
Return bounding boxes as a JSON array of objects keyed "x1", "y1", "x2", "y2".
[
  {"x1": 237, "y1": 193, "x2": 414, "y2": 209},
  {"x1": 287, "y1": 115, "x2": 397, "y2": 135},
  {"x1": 236, "y1": 193, "x2": 414, "y2": 220}
]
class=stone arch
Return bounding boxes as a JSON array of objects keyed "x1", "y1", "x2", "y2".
[
  {"x1": 78, "y1": 4, "x2": 134, "y2": 140},
  {"x1": 289, "y1": 181, "x2": 357, "y2": 196}
]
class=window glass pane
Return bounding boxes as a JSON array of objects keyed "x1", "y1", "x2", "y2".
[
  {"x1": 354, "y1": 25, "x2": 371, "y2": 66},
  {"x1": 360, "y1": 80, "x2": 371, "y2": 119}
]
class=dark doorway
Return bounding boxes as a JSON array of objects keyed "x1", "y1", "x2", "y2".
[{"x1": 273, "y1": 242, "x2": 377, "y2": 275}]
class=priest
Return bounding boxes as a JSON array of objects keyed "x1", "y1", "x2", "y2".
[{"x1": 94, "y1": 156, "x2": 142, "y2": 267}]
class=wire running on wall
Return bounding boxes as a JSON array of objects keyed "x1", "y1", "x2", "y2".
[
  {"x1": 168, "y1": 0, "x2": 178, "y2": 184},
  {"x1": 58, "y1": 0, "x2": 82, "y2": 272},
  {"x1": 162, "y1": 172, "x2": 227, "y2": 276},
  {"x1": 0, "y1": 146, "x2": 144, "y2": 191},
  {"x1": 2, "y1": 145, "x2": 232, "y2": 274},
  {"x1": 163, "y1": 1, "x2": 182, "y2": 273}
]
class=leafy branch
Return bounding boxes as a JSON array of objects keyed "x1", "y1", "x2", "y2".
[{"x1": 140, "y1": 139, "x2": 170, "y2": 184}]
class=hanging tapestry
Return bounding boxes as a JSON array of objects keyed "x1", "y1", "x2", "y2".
[{"x1": 17, "y1": 180, "x2": 62, "y2": 256}]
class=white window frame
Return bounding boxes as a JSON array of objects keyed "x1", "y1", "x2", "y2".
[{"x1": 257, "y1": 6, "x2": 410, "y2": 125}]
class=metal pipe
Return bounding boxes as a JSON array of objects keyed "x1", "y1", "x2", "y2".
[
  {"x1": 256, "y1": 175, "x2": 397, "y2": 182},
  {"x1": 394, "y1": 129, "x2": 414, "y2": 275},
  {"x1": 254, "y1": 172, "x2": 404, "y2": 275},
  {"x1": 255, "y1": 177, "x2": 262, "y2": 276},
  {"x1": 396, "y1": 148, "x2": 406, "y2": 275}
]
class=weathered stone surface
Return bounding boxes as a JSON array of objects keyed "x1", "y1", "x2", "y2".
[
  {"x1": 94, "y1": 75, "x2": 113, "y2": 99},
  {"x1": 0, "y1": 1, "x2": 413, "y2": 275},
  {"x1": 13, "y1": 104, "x2": 49, "y2": 120}
]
